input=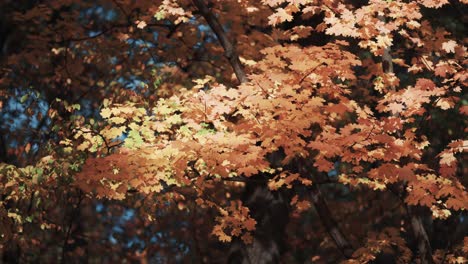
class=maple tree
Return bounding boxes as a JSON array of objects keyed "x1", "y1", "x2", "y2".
[{"x1": 0, "y1": 0, "x2": 467, "y2": 263}]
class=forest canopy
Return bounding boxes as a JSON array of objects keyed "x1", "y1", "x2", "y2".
[{"x1": 0, "y1": 0, "x2": 467, "y2": 263}]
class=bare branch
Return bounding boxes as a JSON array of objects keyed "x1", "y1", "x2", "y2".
[
  {"x1": 298, "y1": 163, "x2": 354, "y2": 259},
  {"x1": 54, "y1": 22, "x2": 170, "y2": 44},
  {"x1": 192, "y1": 0, "x2": 248, "y2": 84}
]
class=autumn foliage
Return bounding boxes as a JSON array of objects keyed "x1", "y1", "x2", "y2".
[{"x1": 0, "y1": 0, "x2": 467, "y2": 263}]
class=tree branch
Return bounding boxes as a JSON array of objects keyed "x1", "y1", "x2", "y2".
[
  {"x1": 192, "y1": 0, "x2": 248, "y2": 83},
  {"x1": 298, "y1": 163, "x2": 354, "y2": 259},
  {"x1": 54, "y1": 22, "x2": 170, "y2": 44}
]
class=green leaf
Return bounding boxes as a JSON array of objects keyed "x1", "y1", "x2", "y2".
[
  {"x1": 37, "y1": 168, "x2": 43, "y2": 176},
  {"x1": 70, "y1": 163, "x2": 80, "y2": 171},
  {"x1": 125, "y1": 130, "x2": 144, "y2": 148},
  {"x1": 154, "y1": 11, "x2": 166, "y2": 20},
  {"x1": 20, "y1": 94, "x2": 29, "y2": 103},
  {"x1": 196, "y1": 128, "x2": 215, "y2": 136},
  {"x1": 72, "y1": 104, "x2": 81, "y2": 111}
]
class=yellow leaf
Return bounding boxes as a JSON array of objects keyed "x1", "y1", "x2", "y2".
[
  {"x1": 109, "y1": 116, "x2": 126, "y2": 124},
  {"x1": 101, "y1": 108, "x2": 112, "y2": 118}
]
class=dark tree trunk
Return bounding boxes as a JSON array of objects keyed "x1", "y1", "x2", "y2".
[
  {"x1": 228, "y1": 176, "x2": 289, "y2": 264},
  {"x1": 408, "y1": 206, "x2": 434, "y2": 264},
  {"x1": 308, "y1": 183, "x2": 354, "y2": 258},
  {"x1": 2, "y1": 242, "x2": 21, "y2": 264},
  {"x1": 297, "y1": 161, "x2": 354, "y2": 259}
]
